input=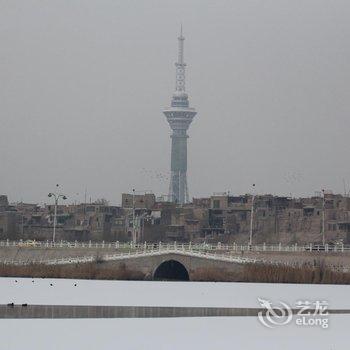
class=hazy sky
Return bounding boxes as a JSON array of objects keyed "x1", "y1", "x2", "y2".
[{"x1": 1, "y1": 0, "x2": 350, "y2": 205}]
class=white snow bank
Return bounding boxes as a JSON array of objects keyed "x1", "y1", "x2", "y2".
[
  {"x1": 0, "y1": 315, "x2": 347, "y2": 350},
  {"x1": 0, "y1": 277, "x2": 349, "y2": 309}
]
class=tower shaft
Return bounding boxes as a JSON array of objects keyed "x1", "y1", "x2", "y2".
[{"x1": 169, "y1": 132, "x2": 189, "y2": 204}]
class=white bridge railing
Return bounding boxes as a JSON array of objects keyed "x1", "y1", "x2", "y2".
[
  {"x1": 0, "y1": 239, "x2": 349, "y2": 253},
  {"x1": 1, "y1": 242, "x2": 349, "y2": 272},
  {"x1": 0, "y1": 245, "x2": 262, "y2": 266}
]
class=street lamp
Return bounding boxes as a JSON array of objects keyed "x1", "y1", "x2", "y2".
[
  {"x1": 48, "y1": 185, "x2": 67, "y2": 242},
  {"x1": 249, "y1": 184, "x2": 256, "y2": 247}
]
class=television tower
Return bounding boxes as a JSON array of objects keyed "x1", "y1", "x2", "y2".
[{"x1": 163, "y1": 26, "x2": 197, "y2": 204}]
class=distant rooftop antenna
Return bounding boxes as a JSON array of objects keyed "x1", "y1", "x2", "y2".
[{"x1": 342, "y1": 179, "x2": 350, "y2": 197}]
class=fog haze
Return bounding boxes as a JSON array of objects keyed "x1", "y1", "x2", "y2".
[{"x1": 1, "y1": 0, "x2": 349, "y2": 205}]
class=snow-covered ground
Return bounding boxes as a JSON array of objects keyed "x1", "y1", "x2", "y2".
[
  {"x1": 1, "y1": 316, "x2": 348, "y2": 350},
  {"x1": 1, "y1": 277, "x2": 349, "y2": 349},
  {"x1": 1, "y1": 277, "x2": 350, "y2": 308}
]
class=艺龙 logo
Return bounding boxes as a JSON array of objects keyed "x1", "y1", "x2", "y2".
[
  {"x1": 257, "y1": 298, "x2": 293, "y2": 328},
  {"x1": 257, "y1": 298, "x2": 329, "y2": 329}
]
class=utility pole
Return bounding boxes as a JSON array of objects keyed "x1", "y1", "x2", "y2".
[
  {"x1": 48, "y1": 184, "x2": 67, "y2": 242},
  {"x1": 249, "y1": 184, "x2": 256, "y2": 247},
  {"x1": 132, "y1": 188, "x2": 136, "y2": 244},
  {"x1": 21, "y1": 212, "x2": 24, "y2": 236},
  {"x1": 83, "y1": 187, "x2": 87, "y2": 226},
  {"x1": 322, "y1": 189, "x2": 325, "y2": 246}
]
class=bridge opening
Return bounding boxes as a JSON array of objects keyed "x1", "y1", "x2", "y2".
[{"x1": 153, "y1": 260, "x2": 189, "y2": 281}]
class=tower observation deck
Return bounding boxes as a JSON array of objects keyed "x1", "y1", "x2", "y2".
[{"x1": 163, "y1": 27, "x2": 197, "y2": 204}]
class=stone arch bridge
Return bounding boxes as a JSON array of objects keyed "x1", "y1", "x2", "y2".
[
  {"x1": 104, "y1": 251, "x2": 247, "y2": 280},
  {"x1": 0, "y1": 244, "x2": 252, "y2": 281}
]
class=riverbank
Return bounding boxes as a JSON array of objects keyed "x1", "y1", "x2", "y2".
[{"x1": 1, "y1": 260, "x2": 350, "y2": 284}]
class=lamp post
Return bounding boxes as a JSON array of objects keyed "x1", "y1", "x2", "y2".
[
  {"x1": 249, "y1": 184, "x2": 256, "y2": 247},
  {"x1": 48, "y1": 185, "x2": 67, "y2": 242}
]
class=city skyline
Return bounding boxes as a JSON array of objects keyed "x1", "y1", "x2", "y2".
[{"x1": 1, "y1": 1, "x2": 350, "y2": 205}]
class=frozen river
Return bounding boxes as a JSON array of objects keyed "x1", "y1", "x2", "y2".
[{"x1": 0, "y1": 277, "x2": 349, "y2": 349}]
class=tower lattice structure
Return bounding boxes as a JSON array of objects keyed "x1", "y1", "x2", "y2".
[{"x1": 163, "y1": 27, "x2": 197, "y2": 204}]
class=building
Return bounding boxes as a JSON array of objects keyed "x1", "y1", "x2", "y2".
[
  {"x1": 163, "y1": 27, "x2": 197, "y2": 205},
  {"x1": 4, "y1": 191, "x2": 350, "y2": 245},
  {"x1": 121, "y1": 193, "x2": 156, "y2": 210}
]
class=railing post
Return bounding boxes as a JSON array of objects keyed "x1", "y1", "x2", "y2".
[
  {"x1": 159, "y1": 242, "x2": 162, "y2": 251},
  {"x1": 342, "y1": 243, "x2": 344, "y2": 253},
  {"x1": 278, "y1": 242, "x2": 281, "y2": 252},
  {"x1": 189, "y1": 241, "x2": 192, "y2": 252},
  {"x1": 325, "y1": 243, "x2": 329, "y2": 253}
]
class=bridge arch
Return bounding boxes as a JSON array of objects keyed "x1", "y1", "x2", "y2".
[{"x1": 153, "y1": 259, "x2": 190, "y2": 281}]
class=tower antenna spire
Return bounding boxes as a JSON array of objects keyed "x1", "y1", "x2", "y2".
[{"x1": 176, "y1": 25, "x2": 185, "y2": 91}]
